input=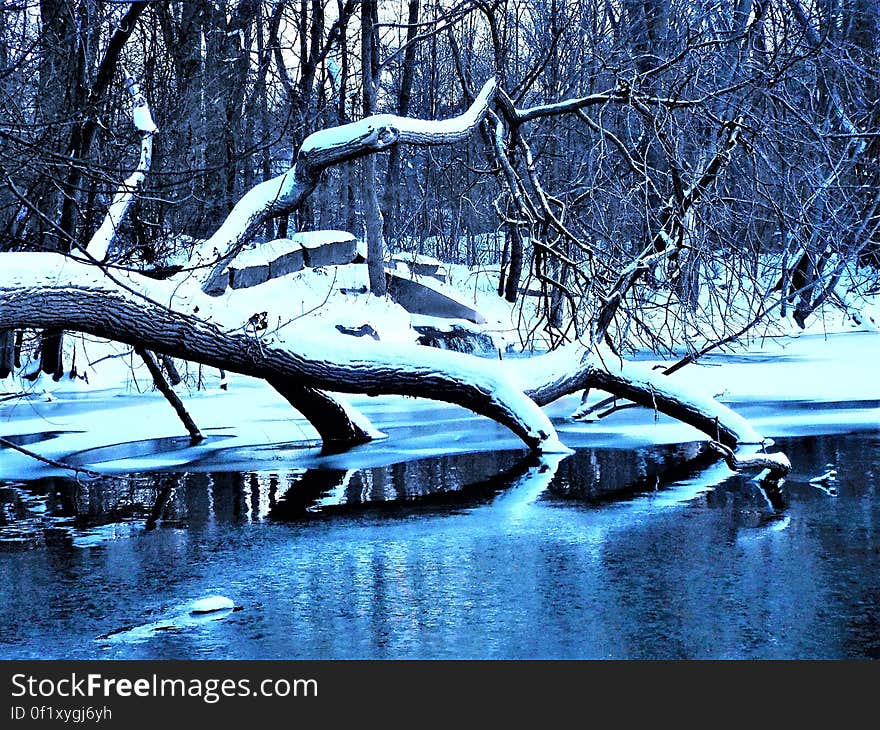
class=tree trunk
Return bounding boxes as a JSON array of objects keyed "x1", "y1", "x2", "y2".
[
  {"x1": 40, "y1": 328, "x2": 64, "y2": 380},
  {"x1": 503, "y1": 223, "x2": 524, "y2": 303},
  {"x1": 381, "y1": 0, "x2": 420, "y2": 240},
  {"x1": 0, "y1": 330, "x2": 13, "y2": 378},
  {"x1": 361, "y1": 0, "x2": 387, "y2": 296},
  {"x1": 0, "y1": 254, "x2": 560, "y2": 453},
  {"x1": 269, "y1": 378, "x2": 373, "y2": 452},
  {"x1": 0, "y1": 250, "x2": 770, "y2": 454}
]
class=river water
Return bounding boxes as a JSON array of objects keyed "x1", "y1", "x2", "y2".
[{"x1": 1, "y1": 415, "x2": 878, "y2": 659}]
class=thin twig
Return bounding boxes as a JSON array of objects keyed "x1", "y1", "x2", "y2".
[{"x1": 0, "y1": 436, "x2": 102, "y2": 479}]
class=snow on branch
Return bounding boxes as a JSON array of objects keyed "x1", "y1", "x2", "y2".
[
  {"x1": 196, "y1": 78, "x2": 498, "y2": 293},
  {"x1": 517, "y1": 342, "x2": 764, "y2": 448},
  {"x1": 583, "y1": 351, "x2": 764, "y2": 447},
  {"x1": 301, "y1": 75, "x2": 497, "y2": 162},
  {"x1": 84, "y1": 72, "x2": 157, "y2": 261},
  {"x1": 501, "y1": 83, "x2": 703, "y2": 125}
]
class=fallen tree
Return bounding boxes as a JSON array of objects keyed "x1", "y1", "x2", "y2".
[
  {"x1": 0, "y1": 252, "x2": 562, "y2": 452},
  {"x1": 0, "y1": 75, "x2": 784, "y2": 468}
]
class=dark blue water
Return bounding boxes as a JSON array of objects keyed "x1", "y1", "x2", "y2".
[{"x1": 1, "y1": 427, "x2": 879, "y2": 659}]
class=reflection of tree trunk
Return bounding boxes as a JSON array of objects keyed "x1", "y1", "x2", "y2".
[
  {"x1": 551, "y1": 442, "x2": 714, "y2": 502},
  {"x1": 145, "y1": 479, "x2": 177, "y2": 531},
  {"x1": 269, "y1": 469, "x2": 348, "y2": 520}
]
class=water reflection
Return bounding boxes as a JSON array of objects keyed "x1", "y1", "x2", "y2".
[
  {"x1": 1, "y1": 431, "x2": 878, "y2": 658},
  {"x1": 0, "y1": 439, "x2": 804, "y2": 551},
  {"x1": 551, "y1": 442, "x2": 715, "y2": 503}
]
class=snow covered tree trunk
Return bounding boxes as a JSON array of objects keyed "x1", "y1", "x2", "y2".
[
  {"x1": 0, "y1": 59, "x2": 777, "y2": 464},
  {"x1": 0, "y1": 254, "x2": 562, "y2": 454},
  {"x1": 522, "y1": 345, "x2": 763, "y2": 449},
  {"x1": 708, "y1": 441, "x2": 791, "y2": 481},
  {"x1": 84, "y1": 74, "x2": 157, "y2": 261},
  {"x1": 196, "y1": 78, "x2": 498, "y2": 295}
]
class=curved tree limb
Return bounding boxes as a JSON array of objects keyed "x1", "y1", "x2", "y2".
[
  {"x1": 197, "y1": 77, "x2": 499, "y2": 294},
  {"x1": 518, "y1": 344, "x2": 763, "y2": 448},
  {"x1": 709, "y1": 441, "x2": 791, "y2": 481}
]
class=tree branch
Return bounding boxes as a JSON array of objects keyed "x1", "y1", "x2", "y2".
[
  {"x1": 196, "y1": 78, "x2": 499, "y2": 294},
  {"x1": 84, "y1": 72, "x2": 157, "y2": 261}
]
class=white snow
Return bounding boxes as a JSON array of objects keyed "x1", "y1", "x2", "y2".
[
  {"x1": 392, "y1": 253, "x2": 442, "y2": 267},
  {"x1": 227, "y1": 242, "x2": 284, "y2": 268},
  {"x1": 189, "y1": 596, "x2": 235, "y2": 615},
  {"x1": 293, "y1": 230, "x2": 355, "y2": 248},
  {"x1": 809, "y1": 469, "x2": 838, "y2": 484}
]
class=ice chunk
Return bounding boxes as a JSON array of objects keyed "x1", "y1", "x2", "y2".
[{"x1": 190, "y1": 595, "x2": 235, "y2": 615}]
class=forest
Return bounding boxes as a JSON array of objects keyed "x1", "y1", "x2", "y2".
[{"x1": 0, "y1": 0, "x2": 878, "y2": 465}]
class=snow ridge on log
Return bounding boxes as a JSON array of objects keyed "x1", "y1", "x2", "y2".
[{"x1": 518, "y1": 343, "x2": 764, "y2": 448}]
